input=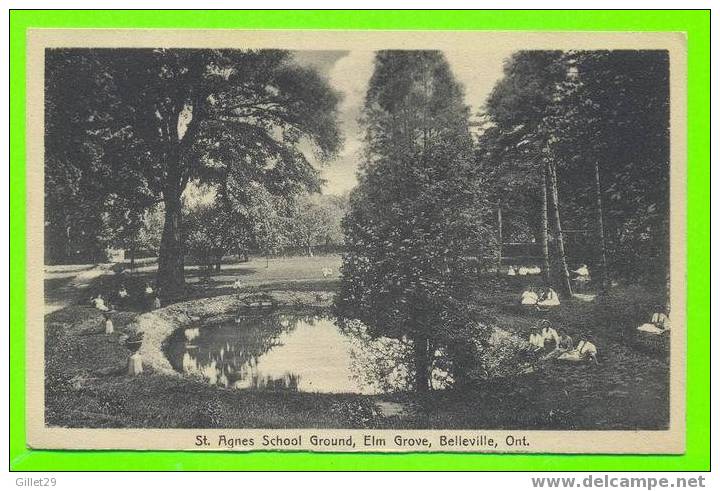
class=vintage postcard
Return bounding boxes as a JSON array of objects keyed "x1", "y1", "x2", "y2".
[{"x1": 27, "y1": 29, "x2": 686, "y2": 453}]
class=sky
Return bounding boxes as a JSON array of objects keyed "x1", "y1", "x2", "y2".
[{"x1": 293, "y1": 48, "x2": 517, "y2": 196}]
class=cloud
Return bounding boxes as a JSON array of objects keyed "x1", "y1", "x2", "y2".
[
  {"x1": 317, "y1": 49, "x2": 515, "y2": 195},
  {"x1": 320, "y1": 51, "x2": 376, "y2": 195},
  {"x1": 444, "y1": 48, "x2": 516, "y2": 116}
]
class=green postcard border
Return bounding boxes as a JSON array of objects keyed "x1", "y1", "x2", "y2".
[{"x1": 9, "y1": 9, "x2": 710, "y2": 472}]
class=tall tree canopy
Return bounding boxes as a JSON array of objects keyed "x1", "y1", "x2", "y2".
[
  {"x1": 336, "y1": 51, "x2": 493, "y2": 392},
  {"x1": 480, "y1": 50, "x2": 669, "y2": 290},
  {"x1": 45, "y1": 48, "x2": 342, "y2": 294}
]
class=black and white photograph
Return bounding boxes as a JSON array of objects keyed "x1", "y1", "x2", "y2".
[{"x1": 27, "y1": 30, "x2": 686, "y2": 453}]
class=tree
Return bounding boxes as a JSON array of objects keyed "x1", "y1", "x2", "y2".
[
  {"x1": 336, "y1": 51, "x2": 493, "y2": 393},
  {"x1": 480, "y1": 49, "x2": 670, "y2": 295},
  {"x1": 483, "y1": 51, "x2": 575, "y2": 296},
  {"x1": 45, "y1": 49, "x2": 341, "y2": 295},
  {"x1": 547, "y1": 51, "x2": 670, "y2": 288},
  {"x1": 245, "y1": 188, "x2": 291, "y2": 267},
  {"x1": 287, "y1": 194, "x2": 347, "y2": 256},
  {"x1": 184, "y1": 198, "x2": 243, "y2": 272}
]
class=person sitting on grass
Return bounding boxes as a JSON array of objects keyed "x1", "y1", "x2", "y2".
[
  {"x1": 558, "y1": 334, "x2": 573, "y2": 351},
  {"x1": 542, "y1": 332, "x2": 573, "y2": 361},
  {"x1": 520, "y1": 286, "x2": 539, "y2": 306},
  {"x1": 91, "y1": 294, "x2": 109, "y2": 312},
  {"x1": 636, "y1": 306, "x2": 671, "y2": 335},
  {"x1": 539, "y1": 320, "x2": 560, "y2": 348},
  {"x1": 557, "y1": 338, "x2": 599, "y2": 364},
  {"x1": 536, "y1": 286, "x2": 560, "y2": 308},
  {"x1": 527, "y1": 331, "x2": 545, "y2": 351},
  {"x1": 573, "y1": 263, "x2": 590, "y2": 278}
]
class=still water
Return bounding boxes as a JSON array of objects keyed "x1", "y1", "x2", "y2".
[{"x1": 163, "y1": 313, "x2": 417, "y2": 394}]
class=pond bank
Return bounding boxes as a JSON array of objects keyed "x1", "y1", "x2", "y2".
[
  {"x1": 44, "y1": 261, "x2": 669, "y2": 430},
  {"x1": 134, "y1": 291, "x2": 334, "y2": 376}
]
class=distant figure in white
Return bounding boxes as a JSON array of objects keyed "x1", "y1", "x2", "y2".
[
  {"x1": 528, "y1": 331, "x2": 545, "y2": 351},
  {"x1": 537, "y1": 287, "x2": 560, "y2": 307},
  {"x1": 91, "y1": 294, "x2": 109, "y2": 311},
  {"x1": 637, "y1": 307, "x2": 671, "y2": 335},
  {"x1": 321, "y1": 267, "x2": 333, "y2": 278},
  {"x1": 144, "y1": 283, "x2": 154, "y2": 295},
  {"x1": 520, "y1": 287, "x2": 539, "y2": 306},
  {"x1": 153, "y1": 296, "x2": 161, "y2": 309},
  {"x1": 232, "y1": 279, "x2": 242, "y2": 290},
  {"x1": 540, "y1": 324, "x2": 560, "y2": 348},
  {"x1": 103, "y1": 312, "x2": 114, "y2": 334},
  {"x1": 507, "y1": 266, "x2": 516, "y2": 276},
  {"x1": 558, "y1": 339, "x2": 599, "y2": 364},
  {"x1": 573, "y1": 264, "x2": 590, "y2": 278},
  {"x1": 118, "y1": 285, "x2": 128, "y2": 299}
]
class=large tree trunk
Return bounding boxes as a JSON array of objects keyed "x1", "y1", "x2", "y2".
[
  {"x1": 540, "y1": 164, "x2": 551, "y2": 285},
  {"x1": 594, "y1": 161, "x2": 608, "y2": 296},
  {"x1": 413, "y1": 334, "x2": 430, "y2": 393},
  {"x1": 547, "y1": 160, "x2": 573, "y2": 298},
  {"x1": 157, "y1": 190, "x2": 185, "y2": 298}
]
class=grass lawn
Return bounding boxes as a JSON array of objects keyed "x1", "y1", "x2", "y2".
[{"x1": 44, "y1": 254, "x2": 669, "y2": 429}]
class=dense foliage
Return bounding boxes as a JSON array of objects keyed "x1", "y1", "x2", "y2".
[
  {"x1": 45, "y1": 49, "x2": 342, "y2": 293},
  {"x1": 336, "y1": 51, "x2": 495, "y2": 392}
]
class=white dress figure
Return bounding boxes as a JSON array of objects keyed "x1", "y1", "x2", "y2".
[
  {"x1": 118, "y1": 287, "x2": 128, "y2": 299},
  {"x1": 574, "y1": 264, "x2": 590, "y2": 277},
  {"x1": 541, "y1": 326, "x2": 560, "y2": 348},
  {"x1": 144, "y1": 284, "x2": 154, "y2": 295},
  {"x1": 528, "y1": 332, "x2": 544, "y2": 350},
  {"x1": 104, "y1": 316, "x2": 114, "y2": 334},
  {"x1": 537, "y1": 288, "x2": 560, "y2": 307},
  {"x1": 92, "y1": 295, "x2": 109, "y2": 311},
  {"x1": 507, "y1": 266, "x2": 516, "y2": 276},
  {"x1": 153, "y1": 296, "x2": 161, "y2": 309},
  {"x1": 128, "y1": 353, "x2": 143, "y2": 376},
  {"x1": 520, "y1": 290, "x2": 539, "y2": 305},
  {"x1": 637, "y1": 312, "x2": 671, "y2": 334},
  {"x1": 558, "y1": 340, "x2": 598, "y2": 363}
]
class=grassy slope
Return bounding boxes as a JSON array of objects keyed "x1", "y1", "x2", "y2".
[{"x1": 44, "y1": 254, "x2": 668, "y2": 429}]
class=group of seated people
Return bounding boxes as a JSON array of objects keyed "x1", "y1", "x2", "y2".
[
  {"x1": 90, "y1": 282, "x2": 160, "y2": 312},
  {"x1": 520, "y1": 286, "x2": 560, "y2": 309},
  {"x1": 526, "y1": 320, "x2": 599, "y2": 364},
  {"x1": 507, "y1": 265, "x2": 542, "y2": 276},
  {"x1": 636, "y1": 307, "x2": 671, "y2": 335}
]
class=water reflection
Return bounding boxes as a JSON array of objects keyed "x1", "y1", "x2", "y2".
[{"x1": 165, "y1": 313, "x2": 416, "y2": 394}]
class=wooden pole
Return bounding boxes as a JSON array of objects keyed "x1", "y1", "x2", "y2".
[
  {"x1": 594, "y1": 160, "x2": 608, "y2": 295},
  {"x1": 497, "y1": 203, "x2": 503, "y2": 276},
  {"x1": 541, "y1": 163, "x2": 551, "y2": 285}
]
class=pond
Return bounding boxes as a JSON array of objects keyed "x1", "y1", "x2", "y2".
[{"x1": 163, "y1": 312, "x2": 438, "y2": 395}]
